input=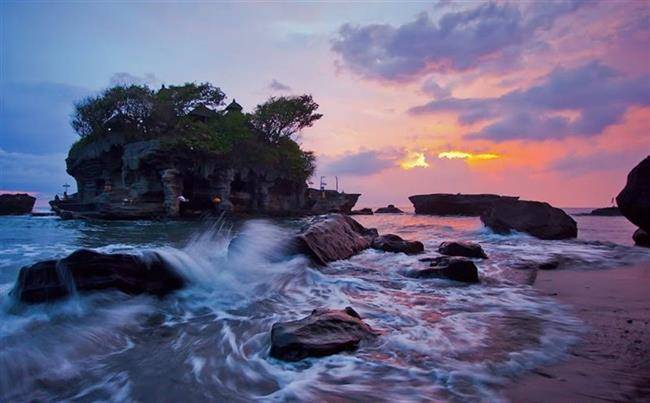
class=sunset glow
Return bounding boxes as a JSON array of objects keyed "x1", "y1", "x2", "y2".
[
  {"x1": 438, "y1": 151, "x2": 501, "y2": 161},
  {"x1": 400, "y1": 152, "x2": 429, "y2": 170}
]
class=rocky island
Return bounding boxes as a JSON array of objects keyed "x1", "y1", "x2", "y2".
[
  {"x1": 409, "y1": 193, "x2": 518, "y2": 215},
  {"x1": 50, "y1": 83, "x2": 358, "y2": 219},
  {"x1": 0, "y1": 193, "x2": 36, "y2": 215}
]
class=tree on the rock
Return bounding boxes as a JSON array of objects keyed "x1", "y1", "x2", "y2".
[
  {"x1": 251, "y1": 95, "x2": 322, "y2": 143},
  {"x1": 155, "y1": 82, "x2": 226, "y2": 116}
]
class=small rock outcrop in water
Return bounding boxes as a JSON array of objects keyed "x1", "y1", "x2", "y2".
[
  {"x1": 0, "y1": 193, "x2": 36, "y2": 215},
  {"x1": 438, "y1": 241, "x2": 487, "y2": 259},
  {"x1": 375, "y1": 204, "x2": 403, "y2": 214},
  {"x1": 350, "y1": 208, "x2": 373, "y2": 215},
  {"x1": 269, "y1": 307, "x2": 378, "y2": 361},
  {"x1": 371, "y1": 234, "x2": 424, "y2": 255},
  {"x1": 408, "y1": 193, "x2": 518, "y2": 216},
  {"x1": 633, "y1": 228, "x2": 650, "y2": 247},
  {"x1": 617, "y1": 156, "x2": 650, "y2": 233},
  {"x1": 11, "y1": 249, "x2": 185, "y2": 303},
  {"x1": 408, "y1": 256, "x2": 479, "y2": 283},
  {"x1": 293, "y1": 214, "x2": 378, "y2": 265},
  {"x1": 481, "y1": 199, "x2": 577, "y2": 240},
  {"x1": 588, "y1": 207, "x2": 621, "y2": 216}
]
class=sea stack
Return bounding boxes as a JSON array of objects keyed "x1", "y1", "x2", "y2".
[
  {"x1": 0, "y1": 193, "x2": 36, "y2": 215},
  {"x1": 409, "y1": 193, "x2": 518, "y2": 216},
  {"x1": 617, "y1": 156, "x2": 650, "y2": 235}
]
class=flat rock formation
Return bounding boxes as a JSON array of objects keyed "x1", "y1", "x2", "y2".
[
  {"x1": 350, "y1": 208, "x2": 373, "y2": 215},
  {"x1": 438, "y1": 241, "x2": 487, "y2": 259},
  {"x1": 51, "y1": 134, "x2": 358, "y2": 219},
  {"x1": 588, "y1": 207, "x2": 621, "y2": 216},
  {"x1": 481, "y1": 199, "x2": 577, "y2": 240},
  {"x1": 371, "y1": 234, "x2": 424, "y2": 254},
  {"x1": 12, "y1": 249, "x2": 185, "y2": 303},
  {"x1": 409, "y1": 193, "x2": 518, "y2": 216},
  {"x1": 293, "y1": 214, "x2": 378, "y2": 265},
  {"x1": 375, "y1": 204, "x2": 404, "y2": 214},
  {"x1": 0, "y1": 193, "x2": 36, "y2": 215},
  {"x1": 409, "y1": 256, "x2": 480, "y2": 283},
  {"x1": 269, "y1": 307, "x2": 378, "y2": 361},
  {"x1": 617, "y1": 156, "x2": 650, "y2": 233}
]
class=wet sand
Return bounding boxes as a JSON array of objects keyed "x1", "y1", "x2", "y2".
[{"x1": 505, "y1": 262, "x2": 650, "y2": 402}]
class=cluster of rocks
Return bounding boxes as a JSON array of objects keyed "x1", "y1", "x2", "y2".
[
  {"x1": 0, "y1": 193, "x2": 36, "y2": 215},
  {"x1": 375, "y1": 204, "x2": 404, "y2": 214}
]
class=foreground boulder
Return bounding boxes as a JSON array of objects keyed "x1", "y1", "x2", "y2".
[
  {"x1": 371, "y1": 234, "x2": 424, "y2": 255},
  {"x1": 270, "y1": 307, "x2": 378, "y2": 361},
  {"x1": 293, "y1": 214, "x2": 378, "y2": 265},
  {"x1": 617, "y1": 156, "x2": 650, "y2": 233},
  {"x1": 12, "y1": 249, "x2": 185, "y2": 303},
  {"x1": 375, "y1": 204, "x2": 403, "y2": 214},
  {"x1": 438, "y1": 241, "x2": 487, "y2": 259},
  {"x1": 633, "y1": 228, "x2": 650, "y2": 247},
  {"x1": 408, "y1": 256, "x2": 479, "y2": 283},
  {"x1": 409, "y1": 193, "x2": 518, "y2": 215},
  {"x1": 0, "y1": 193, "x2": 36, "y2": 215},
  {"x1": 481, "y1": 200, "x2": 577, "y2": 240}
]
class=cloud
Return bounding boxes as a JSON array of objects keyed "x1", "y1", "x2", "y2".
[
  {"x1": 109, "y1": 72, "x2": 160, "y2": 87},
  {"x1": 269, "y1": 79, "x2": 292, "y2": 92},
  {"x1": 331, "y1": 1, "x2": 587, "y2": 82},
  {"x1": 0, "y1": 81, "x2": 90, "y2": 154},
  {"x1": 0, "y1": 148, "x2": 73, "y2": 195},
  {"x1": 321, "y1": 150, "x2": 398, "y2": 176},
  {"x1": 410, "y1": 62, "x2": 650, "y2": 141},
  {"x1": 550, "y1": 149, "x2": 647, "y2": 177},
  {"x1": 420, "y1": 79, "x2": 451, "y2": 99}
]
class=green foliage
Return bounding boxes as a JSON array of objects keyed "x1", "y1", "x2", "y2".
[
  {"x1": 69, "y1": 83, "x2": 319, "y2": 182},
  {"x1": 251, "y1": 94, "x2": 323, "y2": 143}
]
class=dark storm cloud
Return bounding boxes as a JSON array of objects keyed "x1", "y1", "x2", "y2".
[
  {"x1": 410, "y1": 62, "x2": 650, "y2": 141},
  {"x1": 322, "y1": 150, "x2": 396, "y2": 176},
  {"x1": 331, "y1": 1, "x2": 587, "y2": 82}
]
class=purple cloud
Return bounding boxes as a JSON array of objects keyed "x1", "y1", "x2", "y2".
[
  {"x1": 420, "y1": 79, "x2": 451, "y2": 99},
  {"x1": 322, "y1": 150, "x2": 396, "y2": 176},
  {"x1": 269, "y1": 79, "x2": 291, "y2": 92},
  {"x1": 332, "y1": 1, "x2": 587, "y2": 82},
  {"x1": 410, "y1": 62, "x2": 650, "y2": 141}
]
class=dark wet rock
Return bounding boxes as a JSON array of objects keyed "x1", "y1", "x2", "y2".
[
  {"x1": 0, "y1": 193, "x2": 36, "y2": 215},
  {"x1": 11, "y1": 249, "x2": 185, "y2": 303},
  {"x1": 350, "y1": 208, "x2": 374, "y2": 215},
  {"x1": 269, "y1": 307, "x2": 378, "y2": 361},
  {"x1": 481, "y1": 199, "x2": 577, "y2": 240},
  {"x1": 500, "y1": 266, "x2": 538, "y2": 286},
  {"x1": 438, "y1": 241, "x2": 487, "y2": 259},
  {"x1": 305, "y1": 189, "x2": 360, "y2": 214},
  {"x1": 293, "y1": 214, "x2": 378, "y2": 265},
  {"x1": 407, "y1": 256, "x2": 479, "y2": 283},
  {"x1": 588, "y1": 207, "x2": 621, "y2": 216},
  {"x1": 409, "y1": 193, "x2": 518, "y2": 216},
  {"x1": 617, "y1": 156, "x2": 650, "y2": 233},
  {"x1": 371, "y1": 234, "x2": 424, "y2": 255},
  {"x1": 633, "y1": 228, "x2": 650, "y2": 247},
  {"x1": 374, "y1": 204, "x2": 403, "y2": 214}
]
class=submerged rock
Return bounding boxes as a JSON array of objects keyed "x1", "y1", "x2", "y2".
[
  {"x1": 438, "y1": 241, "x2": 487, "y2": 259},
  {"x1": 293, "y1": 214, "x2": 378, "y2": 265},
  {"x1": 617, "y1": 156, "x2": 650, "y2": 233},
  {"x1": 0, "y1": 193, "x2": 36, "y2": 215},
  {"x1": 409, "y1": 193, "x2": 518, "y2": 216},
  {"x1": 371, "y1": 234, "x2": 424, "y2": 255},
  {"x1": 633, "y1": 228, "x2": 650, "y2": 247},
  {"x1": 375, "y1": 204, "x2": 404, "y2": 214},
  {"x1": 350, "y1": 208, "x2": 374, "y2": 215},
  {"x1": 408, "y1": 256, "x2": 479, "y2": 283},
  {"x1": 269, "y1": 307, "x2": 378, "y2": 361},
  {"x1": 12, "y1": 249, "x2": 185, "y2": 303},
  {"x1": 480, "y1": 199, "x2": 577, "y2": 240},
  {"x1": 588, "y1": 207, "x2": 621, "y2": 216}
]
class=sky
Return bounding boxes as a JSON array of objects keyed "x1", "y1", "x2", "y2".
[{"x1": 1, "y1": 0, "x2": 649, "y2": 207}]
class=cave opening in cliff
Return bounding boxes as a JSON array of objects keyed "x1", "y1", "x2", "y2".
[{"x1": 181, "y1": 175, "x2": 212, "y2": 212}]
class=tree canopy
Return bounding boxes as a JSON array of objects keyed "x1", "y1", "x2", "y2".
[{"x1": 250, "y1": 95, "x2": 323, "y2": 143}]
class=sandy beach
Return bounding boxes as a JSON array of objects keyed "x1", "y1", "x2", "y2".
[{"x1": 504, "y1": 261, "x2": 650, "y2": 402}]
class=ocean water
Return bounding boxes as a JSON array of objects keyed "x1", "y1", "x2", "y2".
[{"x1": 1, "y1": 210, "x2": 649, "y2": 402}]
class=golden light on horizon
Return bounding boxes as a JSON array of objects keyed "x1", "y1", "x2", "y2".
[
  {"x1": 437, "y1": 151, "x2": 501, "y2": 161},
  {"x1": 400, "y1": 152, "x2": 429, "y2": 170}
]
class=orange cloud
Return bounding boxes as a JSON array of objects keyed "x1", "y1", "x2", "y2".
[
  {"x1": 438, "y1": 151, "x2": 500, "y2": 161},
  {"x1": 400, "y1": 151, "x2": 429, "y2": 169}
]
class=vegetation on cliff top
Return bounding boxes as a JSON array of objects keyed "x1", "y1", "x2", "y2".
[{"x1": 69, "y1": 83, "x2": 320, "y2": 181}]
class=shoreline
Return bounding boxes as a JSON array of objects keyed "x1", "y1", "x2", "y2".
[{"x1": 504, "y1": 261, "x2": 650, "y2": 402}]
